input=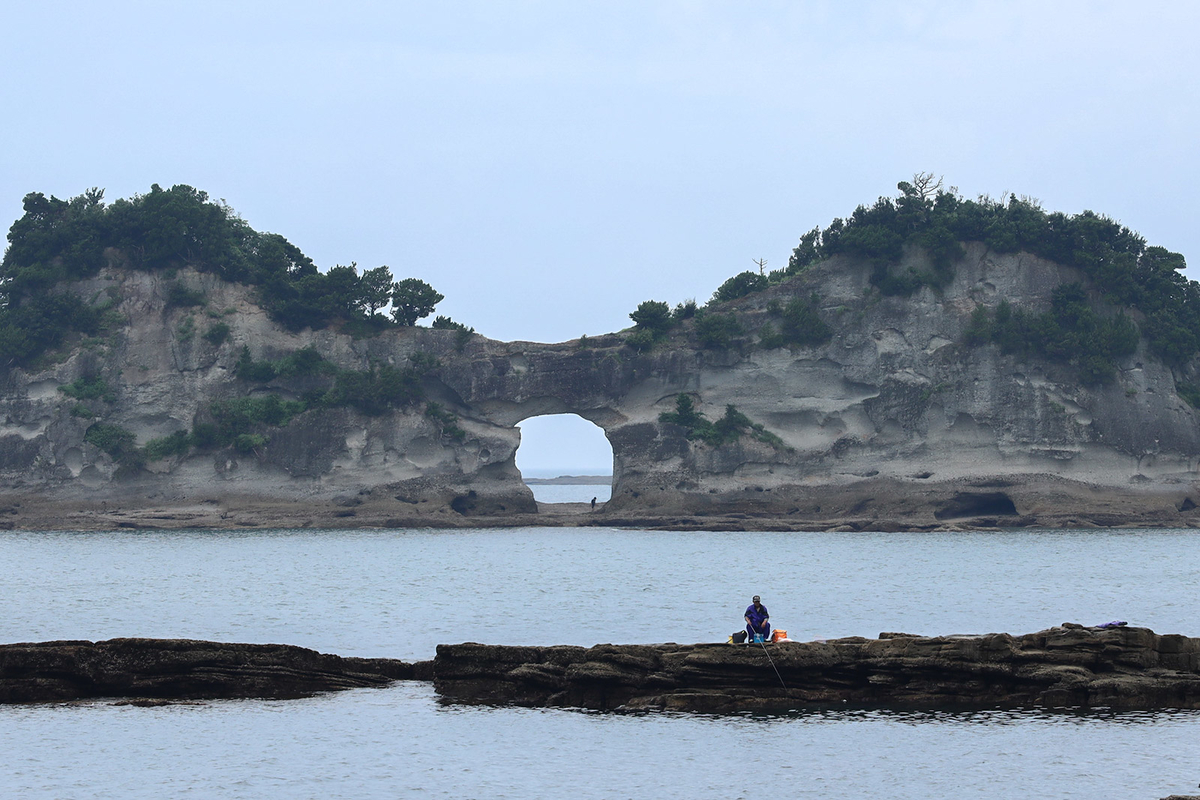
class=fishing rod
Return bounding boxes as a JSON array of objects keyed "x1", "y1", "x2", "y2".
[{"x1": 755, "y1": 630, "x2": 787, "y2": 690}]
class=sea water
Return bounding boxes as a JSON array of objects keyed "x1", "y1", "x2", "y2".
[{"x1": 2, "y1": 521, "x2": 1198, "y2": 798}]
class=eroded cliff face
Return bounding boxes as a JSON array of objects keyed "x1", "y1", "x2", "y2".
[{"x1": 2, "y1": 243, "x2": 1199, "y2": 529}]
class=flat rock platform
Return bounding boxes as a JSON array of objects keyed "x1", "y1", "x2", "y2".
[
  {"x1": 434, "y1": 624, "x2": 1200, "y2": 713},
  {"x1": 0, "y1": 638, "x2": 423, "y2": 704}
]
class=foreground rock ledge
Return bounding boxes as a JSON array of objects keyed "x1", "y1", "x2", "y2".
[
  {"x1": 434, "y1": 625, "x2": 1200, "y2": 713},
  {"x1": 0, "y1": 638, "x2": 423, "y2": 703}
]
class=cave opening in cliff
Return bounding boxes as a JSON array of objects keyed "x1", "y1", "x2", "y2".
[{"x1": 515, "y1": 413, "x2": 613, "y2": 504}]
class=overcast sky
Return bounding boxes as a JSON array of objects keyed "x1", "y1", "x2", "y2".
[{"x1": 4, "y1": 1, "x2": 1198, "y2": 473}]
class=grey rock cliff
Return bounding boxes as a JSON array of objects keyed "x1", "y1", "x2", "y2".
[{"x1": 2, "y1": 244, "x2": 1199, "y2": 529}]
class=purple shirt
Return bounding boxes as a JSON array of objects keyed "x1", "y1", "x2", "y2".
[{"x1": 745, "y1": 604, "x2": 769, "y2": 627}]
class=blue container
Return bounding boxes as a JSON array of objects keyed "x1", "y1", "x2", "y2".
[{"x1": 753, "y1": 634, "x2": 764, "y2": 643}]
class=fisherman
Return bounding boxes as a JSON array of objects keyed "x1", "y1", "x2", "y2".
[
  {"x1": 591, "y1": 496, "x2": 597, "y2": 510},
  {"x1": 744, "y1": 595, "x2": 770, "y2": 643}
]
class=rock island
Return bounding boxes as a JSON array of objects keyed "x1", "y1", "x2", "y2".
[{"x1": 2, "y1": 179, "x2": 1199, "y2": 530}]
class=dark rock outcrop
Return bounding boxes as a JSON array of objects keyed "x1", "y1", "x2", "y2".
[
  {"x1": 433, "y1": 625, "x2": 1200, "y2": 713},
  {"x1": 0, "y1": 638, "x2": 418, "y2": 703}
]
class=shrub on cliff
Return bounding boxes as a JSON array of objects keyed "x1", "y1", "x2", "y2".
[
  {"x1": 84, "y1": 423, "x2": 142, "y2": 467},
  {"x1": 977, "y1": 284, "x2": 1139, "y2": 385},
  {"x1": 710, "y1": 271, "x2": 768, "y2": 305},
  {"x1": 695, "y1": 313, "x2": 742, "y2": 349},
  {"x1": 672, "y1": 299, "x2": 697, "y2": 320},
  {"x1": 659, "y1": 394, "x2": 785, "y2": 448},
  {"x1": 626, "y1": 300, "x2": 674, "y2": 351},
  {"x1": 202, "y1": 322, "x2": 231, "y2": 346},
  {"x1": 1176, "y1": 382, "x2": 1200, "y2": 409},
  {"x1": 432, "y1": 316, "x2": 476, "y2": 352},
  {"x1": 425, "y1": 401, "x2": 466, "y2": 442},
  {"x1": 59, "y1": 374, "x2": 115, "y2": 402},
  {"x1": 0, "y1": 292, "x2": 105, "y2": 368},
  {"x1": 759, "y1": 296, "x2": 831, "y2": 349},
  {"x1": 143, "y1": 430, "x2": 191, "y2": 461},
  {"x1": 164, "y1": 284, "x2": 206, "y2": 310},
  {"x1": 325, "y1": 364, "x2": 423, "y2": 416}
]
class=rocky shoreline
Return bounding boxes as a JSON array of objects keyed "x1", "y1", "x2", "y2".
[
  {"x1": 433, "y1": 625, "x2": 1200, "y2": 713},
  {"x1": 7, "y1": 626, "x2": 1198, "y2": 712},
  {"x1": 0, "y1": 638, "x2": 426, "y2": 704},
  {"x1": 2, "y1": 474, "x2": 1200, "y2": 532}
]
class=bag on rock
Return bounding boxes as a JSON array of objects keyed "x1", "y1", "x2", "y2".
[{"x1": 731, "y1": 631, "x2": 747, "y2": 644}]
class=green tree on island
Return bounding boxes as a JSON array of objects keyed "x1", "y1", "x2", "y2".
[
  {"x1": 360, "y1": 266, "x2": 396, "y2": 316},
  {"x1": 391, "y1": 278, "x2": 444, "y2": 326}
]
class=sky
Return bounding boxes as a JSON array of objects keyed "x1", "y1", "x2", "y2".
[{"x1": 3, "y1": 1, "x2": 1199, "y2": 474}]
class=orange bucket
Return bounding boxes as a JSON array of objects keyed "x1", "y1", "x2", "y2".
[{"x1": 772, "y1": 629, "x2": 788, "y2": 642}]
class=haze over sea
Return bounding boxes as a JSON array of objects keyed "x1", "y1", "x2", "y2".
[{"x1": 3, "y1": 514, "x2": 1198, "y2": 798}]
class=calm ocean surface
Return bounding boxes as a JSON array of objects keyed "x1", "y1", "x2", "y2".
[{"x1": 2, "y1": 503, "x2": 1198, "y2": 797}]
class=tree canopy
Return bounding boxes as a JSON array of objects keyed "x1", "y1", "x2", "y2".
[
  {"x1": 770, "y1": 176, "x2": 1196, "y2": 368},
  {"x1": 0, "y1": 185, "x2": 451, "y2": 365},
  {"x1": 391, "y1": 279, "x2": 444, "y2": 326}
]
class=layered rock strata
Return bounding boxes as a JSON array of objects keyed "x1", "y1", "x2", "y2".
[
  {"x1": 433, "y1": 625, "x2": 1200, "y2": 713},
  {"x1": 3, "y1": 244, "x2": 1200, "y2": 529},
  {"x1": 0, "y1": 638, "x2": 422, "y2": 703}
]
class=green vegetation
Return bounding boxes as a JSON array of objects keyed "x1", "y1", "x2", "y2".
[
  {"x1": 87, "y1": 345, "x2": 438, "y2": 465},
  {"x1": 234, "y1": 346, "x2": 281, "y2": 382},
  {"x1": 84, "y1": 423, "x2": 141, "y2": 467},
  {"x1": 672, "y1": 172, "x2": 1196, "y2": 378},
  {"x1": 425, "y1": 401, "x2": 466, "y2": 442},
  {"x1": 210, "y1": 395, "x2": 307, "y2": 442},
  {"x1": 59, "y1": 374, "x2": 115, "y2": 402},
  {"x1": 711, "y1": 271, "x2": 768, "y2": 304},
  {"x1": 1177, "y1": 382, "x2": 1200, "y2": 409},
  {"x1": 232, "y1": 346, "x2": 429, "y2": 412},
  {"x1": 630, "y1": 300, "x2": 672, "y2": 332},
  {"x1": 0, "y1": 293, "x2": 106, "y2": 368},
  {"x1": 626, "y1": 300, "x2": 673, "y2": 351},
  {"x1": 694, "y1": 313, "x2": 742, "y2": 349},
  {"x1": 165, "y1": 283, "x2": 206, "y2": 309},
  {"x1": 392, "y1": 279, "x2": 444, "y2": 326},
  {"x1": 431, "y1": 315, "x2": 475, "y2": 351},
  {"x1": 325, "y1": 364, "x2": 423, "y2": 416},
  {"x1": 0, "y1": 185, "x2": 454, "y2": 366},
  {"x1": 142, "y1": 430, "x2": 191, "y2": 461},
  {"x1": 777, "y1": 174, "x2": 1198, "y2": 367},
  {"x1": 968, "y1": 283, "x2": 1140, "y2": 384},
  {"x1": 233, "y1": 345, "x2": 332, "y2": 383},
  {"x1": 672, "y1": 299, "x2": 697, "y2": 320},
  {"x1": 203, "y1": 322, "x2": 230, "y2": 345},
  {"x1": 659, "y1": 394, "x2": 785, "y2": 448},
  {"x1": 759, "y1": 295, "x2": 831, "y2": 349}
]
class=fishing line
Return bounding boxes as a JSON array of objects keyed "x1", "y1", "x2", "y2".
[{"x1": 757, "y1": 635, "x2": 787, "y2": 690}]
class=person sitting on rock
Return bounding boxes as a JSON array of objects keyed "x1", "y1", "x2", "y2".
[{"x1": 745, "y1": 595, "x2": 770, "y2": 643}]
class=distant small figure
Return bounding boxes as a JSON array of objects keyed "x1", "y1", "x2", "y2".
[
  {"x1": 745, "y1": 595, "x2": 770, "y2": 643},
  {"x1": 591, "y1": 496, "x2": 597, "y2": 510}
]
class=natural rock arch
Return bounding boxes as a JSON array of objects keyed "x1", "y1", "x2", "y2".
[{"x1": 514, "y1": 412, "x2": 614, "y2": 481}]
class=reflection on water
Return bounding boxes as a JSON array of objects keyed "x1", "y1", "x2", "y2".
[
  {"x1": 3, "y1": 683, "x2": 1198, "y2": 800},
  {"x1": 2, "y1": 526, "x2": 1199, "y2": 798}
]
